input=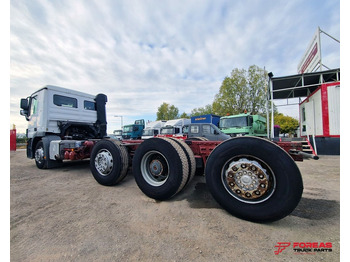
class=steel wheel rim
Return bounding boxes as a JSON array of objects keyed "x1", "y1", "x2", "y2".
[
  {"x1": 221, "y1": 155, "x2": 276, "y2": 204},
  {"x1": 95, "y1": 149, "x2": 114, "y2": 176},
  {"x1": 140, "y1": 151, "x2": 169, "y2": 186},
  {"x1": 35, "y1": 147, "x2": 44, "y2": 164}
]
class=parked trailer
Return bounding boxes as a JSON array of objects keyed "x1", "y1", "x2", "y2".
[{"x1": 20, "y1": 86, "x2": 305, "y2": 222}]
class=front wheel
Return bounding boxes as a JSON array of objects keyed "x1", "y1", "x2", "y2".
[
  {"x1": 34, "y1": 141, "x2": 46, "y2": 169},
  {"x1": 205, "y1": 137, "x2": 303, "y2": 222}
]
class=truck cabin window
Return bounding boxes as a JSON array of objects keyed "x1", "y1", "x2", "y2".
[
  {"x1": 142, "y1": 129, "x2": 153, "y2": 136},
  {"x1": 30, "y1": 96, "x2": 38, "y2": 116},
  {"x1": 220, "y1": 116, "x2": 248, "y2": 128},
  {"x1": 123, "y1": 126, "x2": 133, "y2": 132},
  {"x1": 53, "y1": 95, "x2": 78, "y2": 108},
  {"x1": 161, "y1": 127, "x2": 174, "y2": 134},
  {"x1": 190, "y1": 125, "x2": 199, "y2": 134},
  {"x1": 84, "y1": 101, "x2": 96, "y2": 110},
  {"x1": 202, "y1": 125, "x2": 211, "y2": 134}
]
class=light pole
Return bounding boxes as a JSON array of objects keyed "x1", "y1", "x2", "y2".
[{"x1": 114, "y1": 115, "x2": 123, "y2": 129}]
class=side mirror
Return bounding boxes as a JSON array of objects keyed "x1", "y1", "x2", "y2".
[
  {"x1": 20, "y1": 109, "x2": 28, "y2": 116},
  {"x1": 20, "y1": 98, "x2": 29, "y2": 110}
]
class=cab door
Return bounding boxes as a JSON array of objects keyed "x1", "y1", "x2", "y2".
[{"x1": 202, "y1": 124, "x2": 216, "y2": 140}]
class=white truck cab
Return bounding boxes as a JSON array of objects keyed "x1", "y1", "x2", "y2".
[
  {"x1": 21, "y1": 85, "x2": 100, "y2": 138},
  {"x1": 160, "y1": 118, "x2": 191, "y2": 135},
  {"x1": 20, "y1": 85, "x2": 107, "y2": 168},
  {"x1": 141, "y1": 120, "x2": 166, "y2": 139}
]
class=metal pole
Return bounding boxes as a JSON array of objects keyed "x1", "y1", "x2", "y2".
[
  {"x1": 318, "y1": 26, "x2": 323, "y2": 72},
  {"x1": 319, "y1": 28, "x2": 340, "y2": 43},
  {"x1": 269, "y1": 77, "x2": 274, "y2": 138},
  {"x1": 114, "y1": 115, "x2": 123, "y2": 129},
  {"x1": 265, "y1": 69, "x2": 270, "y2": 139}
]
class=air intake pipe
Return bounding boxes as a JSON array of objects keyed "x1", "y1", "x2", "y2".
[{"x1": 95, "y1": 94, "x2": 108, "y2": 138}]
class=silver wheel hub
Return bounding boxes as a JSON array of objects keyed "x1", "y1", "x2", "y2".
[
  {"x1": 150, "y1": 160, "x2": 163, "y2": 177},
  {"x1": 95, "y1": 150, "x2": 113, "y2": 176},
  {"x1": 223, "y1": 158, "x2": 274, "y2": 203},
  {"x1": 141, "y1": 151, "x2": 169, "y2": 186},
  {"x1": 35, "y1": 147, "x2": 44, "y2": 163}
]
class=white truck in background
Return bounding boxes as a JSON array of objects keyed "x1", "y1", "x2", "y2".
[
  {"x1": 159, "y1": 118, "x2": 191, "y2": 137},
  {"x1": 112, "y1": 129, "x2": 123, "y2": 140},
  {"x1": 141, "y1": 120, "x2": 166, "y2": 139}
]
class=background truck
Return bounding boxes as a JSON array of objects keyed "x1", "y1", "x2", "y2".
[
  {"x1": 159, "y1": 118, "x2": 191, "y2": 137},
  {"x1": 184, "y1": 123, "x2": 230, "y2": 141},
  {"x1": 219, "y1": 113, "x2": 267, "y2": 137},
  {"x1": 20, "y1": 86, "x2": 309, "y2": 223},
  {"x1": 111, "y1": 129, "x2": 123, "y2": 140},
  {"x1": 122, "y1": 119, "x2": 145, "y2": 140},
  {"x1": 190, "y1": 114, "x2": 221, "y2": 127},
  {"x1": 142, "y1": 120, "x2": 166, "y2": 139}
]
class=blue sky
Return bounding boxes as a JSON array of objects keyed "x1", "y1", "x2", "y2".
[{"x1": 10, "y1": 0, "x2": 340, "y2": 133}]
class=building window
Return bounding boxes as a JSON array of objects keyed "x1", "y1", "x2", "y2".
[{"x1": 302, "y1": 107, "x2": 306, "y2": 122}]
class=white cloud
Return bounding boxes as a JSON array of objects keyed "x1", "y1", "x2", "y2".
[{"x1": 10, "y1": 0, "x2": 340, "y2": 133}]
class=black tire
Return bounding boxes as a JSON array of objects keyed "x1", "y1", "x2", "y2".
[
  {"x1": 132, "y1": 137, "x2": 189, "y2": 200},
  {"x1": 168, "y1": 138, "x2": 196, "y2": 186},
  {"x1": 90, "y1": 139, "x2": 129, "y2": 186},
  {"x1": 34, "y1": 141, "x2": 46, "y2": 169},
  {"x1": 205, "y1": 137, "x2": 303, "y2": 222}
]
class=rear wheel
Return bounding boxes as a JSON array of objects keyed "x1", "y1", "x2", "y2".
[
  {"x1": 90, "y1": 139, "x2": 129, "y2": 186},
  {"x1": 168, "y1": 138, "x2": 196, "y2": 186},
  {"x1": 132, "y1": 137, "x2": 189, "y2": 200},
  {"x1": 205, "y1": 137, "x2": 303, "y2": 222}
]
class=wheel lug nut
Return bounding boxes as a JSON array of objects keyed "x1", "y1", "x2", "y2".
[
  {"x1": 260, "y1": 183, "x2": 266, "y2": 188},
  {"x1": 245, "y1": 193, "x2": 251, "y2": 197},
  {"x1": 235, "y1": 189, "x2": 241, "y2": 194},
  {"x1": 255, "y1": 191, "x2": 261, "y2": 195}
]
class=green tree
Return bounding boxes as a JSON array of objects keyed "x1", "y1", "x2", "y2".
[
  {"x1": 190, "y1": 104, "x2": 213, "y2": 116},
  {"x1": 212, "y1": 65, "x2": 268, "y2": 116},
  {"x1": 180, "y1": 112, "x2": 189, "y2": 118},
  {"x1": 156, "y1": 102, "x2": 179, "y2": 120},
  {"x1": 274, "y1": 113, "x2": 299, "y2": 135}
]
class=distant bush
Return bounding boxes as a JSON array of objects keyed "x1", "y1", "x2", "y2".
[{"x1": 16, "y1": 136, "x2": 27, "y2": 144}]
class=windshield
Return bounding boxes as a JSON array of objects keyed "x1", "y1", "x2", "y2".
[
  {"x1": 114, "y1": 130, "x2": 122, "y2": 136},
  {"x1": 220, "y1": 116, "x2": 248, "y2": 128},
  {"x1": 161, "y1": 127, "x2": 174, "y2": 134},
  {"x1": 123, "y1": 126, "x2": 133, "y2": 132},
  {"x1": 142, "y1": 129, "x2": 154, "y2": 136}
]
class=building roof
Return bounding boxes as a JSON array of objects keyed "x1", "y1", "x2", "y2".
[{"x1": 270, "y1": 68, "x2": 340, "y2": 99}]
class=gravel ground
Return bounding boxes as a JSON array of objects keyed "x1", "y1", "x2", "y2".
[{"x1": 10, "y1": 150, "x2": 340, "y2": 261}]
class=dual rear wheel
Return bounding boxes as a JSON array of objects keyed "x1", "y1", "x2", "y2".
[{"x1": 132, "y1": 137, "x2": 196, "y2": 200}]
